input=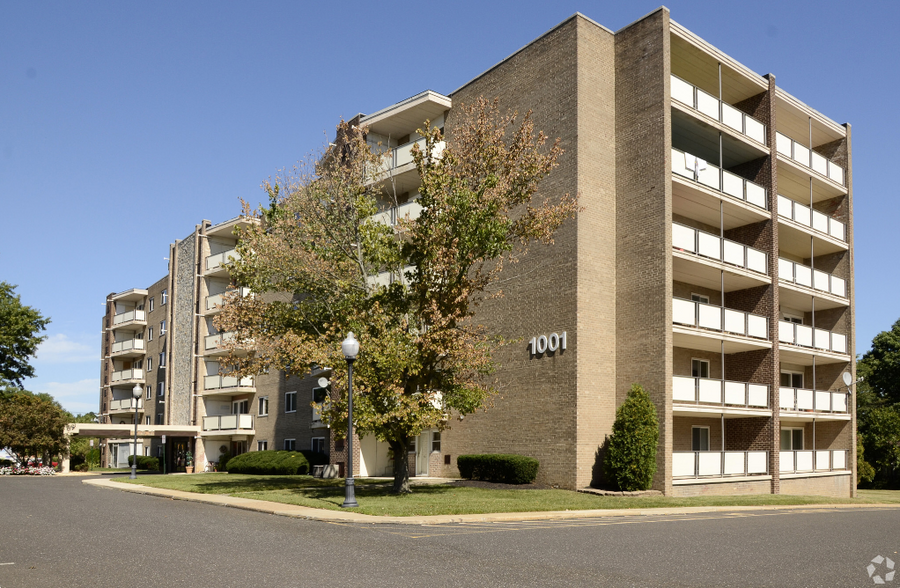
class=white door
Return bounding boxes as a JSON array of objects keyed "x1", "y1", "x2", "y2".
[{"x1": 416, "y1": 432, "x2": 430, "y2": 476}]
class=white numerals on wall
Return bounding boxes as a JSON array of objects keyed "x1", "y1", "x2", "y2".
[{"x1": 529, "y1": 332, "x2": 567, "y2": 356}]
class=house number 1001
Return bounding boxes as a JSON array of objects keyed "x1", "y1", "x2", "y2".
[{"x1": 530, "y1": 332, "x2": 567, "y2": 355}]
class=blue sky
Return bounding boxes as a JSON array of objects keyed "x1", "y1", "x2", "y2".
[{"x1": 2, "y1": 1, "x2": 897, "y2": 415}]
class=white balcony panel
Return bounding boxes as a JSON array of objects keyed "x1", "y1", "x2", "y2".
[
  {"x1": 779, "y1": 388, "x2": 794, "y2": 410},
  {"x1": 796, "y1": 388, "x2": 814, "y2": 410},
  {"x1": 747, "y1": 451, "x2": 767, "y2": 474},
  {"x1": 796, "y1": 451, "x2": 814, "y2": 471},
  {"x1": 795, "y1": 264, "x2": 812, "y2": 287},
  {"x1": 696, "y1": 88, "x2": 719, "y2": 119},
  {"x1": 776, "y1": 133, "x2": 792, "y2": 157},
  {"x1": 833, "y1": 393, "x2": 848, "y2": 412},
  {"x1": 811, "y1": 151, "x2": 828, "y2": 176},
  {"x1": 698, "y1": 304, "x2": 722, "y2": 330},
  {"x1": 372, "y1": 210, "x2": 392, "y2": 225},
  {"x1": 698, "y1": 379, "x2": 722, "y2": 404},
  {"x1": 723, "y1": 308, "x2": 746, "y2": 336},
  {"x1": 673, "y1": 299, "x2": 696, "y2": 326},
  {"x1": 815, "y1": 391, "x2": 831, "y2": 411},
  {"x1": 778, "y1": 258, "x2": 794, "y2": 280},
  {"x1": 723, "y1": 452, "x2": 744, "y2": 475},
  {"x1": 815, "y1": 450, "x2": 831, "y2": 470},
  {"x1": 673, "y1": 376, "x2": 696, "y2": 402},
  {"x1": 831, "y1": 276, "x2": 846, "y2": 297},
  {"x1": 745, "y1": 182, "x2": 766, "y2": 208},
  {"x1": 832, "y1": 333, "x2": 847, "y2": 354},
  {"x1": 744, "y1": 118, "x2": 766, "y2": 144},
  {"x1": 833, "y1": 450, "x2": 846, "y2": 469},
  {"x1": 813, "y1": 270, "x2": 829, "y2": 292},
  {"x1": 748, "y1": 384, "x2": 768, "y2": 407},
  {"x1": 671, "y1": 76, "x2": 694, "y2": 106},
  {"x1": 746, "y1": 249, "x2": 766, "y2": 274},
  {"x1": 796, "y1": 325, "x2": 813, "y2": 347},
  {"x1": 722, "y1": 240, "x2": 743, "y2": 267},
  {"x1": 698, "y1": 164, "x2": 719, "y2": 190},
  {"x1": 395, "y1": 201, "x2": 423, "y2": 223},
  {"x1": 673, "y1": 453, "x2": 695, "y2": 477},
  {"x1": 672, "y1": 149, "x2": 693, "y2": 178},
  {"x1": 829, "y1": 220, "x2": 845, "y2": 241},
  {"x1": 721, "y1": 103, "x2": 743, "y2": 134},
  {"x1": 814, "y1": 328, "x2": 830, "y2": 351},
  {"x1": 779, "y1": 451, "x2": 793, "y2": 472},
  {"x1": 812, "y1": 210, "x2": 829, "y2": 234},
  {"x1": 673, "y1": 223, "x2": 696, "y2": 252},
  {"x1": 794, "y1": 202, "x2": 811, "y2": 227},
  {"x1": 828, "y1": 162, "x2": 844, "y2": 185},
  {"x1": 724, "y1": 381, "x2": 745, "y2": 405},
  {"x1": 698, "y1": 452, "x2": 721, "y2": 476},
  {"x1": 777, "y1": 195, "x2": 792, "y2": 219},
  {"x1": 722, "y1": 170, "x2": 743, "y2": 198},
  {"x1": 779, "y1": 321, "x2": 793, "y2": 343},
  {"x1": 747, "y1": 315, "x2": 767, "y2": 339},
  {"x1": 793, "y1": 143, "x2": 810, "y2": 166}
]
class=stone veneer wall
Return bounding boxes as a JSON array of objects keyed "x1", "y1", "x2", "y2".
[{"x1": 170, "y1": 234, "x2": 197, "y2": 427}]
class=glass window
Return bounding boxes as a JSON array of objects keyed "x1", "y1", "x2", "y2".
[
  {"x1": 160, "y1": 320, "x2": 166, "y2": 335},
  {"x1": 781, "y1": 428, "x2": 804, "y2": 450},
  {"x1": 145, "y1": 386, "x2": 151, "y2": 400},
  {"x1": 691, "y1": 426, "x2": 709, "y2": 451},
  {"x1": 691, "y1": 293, "x2": 710, "y2": 304},
  {"x1": 285, "y1": 391, "x2": 297, "y2": 413},
  {"x1": 780, "y1": 371, "x2": 803, "y2": 388},
  {"x1": 148, "y1": 327, "x2": 153, "y2": 341},
  {"x1": 432, "y1": 432, "x2": 441, "y2": 453},
  {"x1": 692, "y1": 359, "x2": 710, "y2": 379},
  {"x1": 258, "y1": 396, "x2": 269, "y2": 416},
  {"x1": 257, "y1": 441, "x2": 268, "y2": 451},
  {"x1": 146, "y1": 357, "x2": 152, "y2": 372},
  {"x1": 149, "y1": 298, "x2": 155, "y2": 312},
  {"x1": 161, "y1": 290, "x2": 168, "y2": 305},
  {"x1": 312, "y1": 438, "x2": 326, "y2": 453},
  {"x1": 284, "y1": 439, "x2": 296, "y2": 451},
  {"x1": 157, "y1": 382, "x2": 165, "y2": 397},
  {"x1": 159, "y1": 352, "x2": 166, "y2": 367}
]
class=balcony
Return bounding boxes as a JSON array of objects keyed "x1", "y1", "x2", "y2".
[
  {"x1": 204, "y1": 332, "x2": 235, "y2": 356},
  {"x1": 109, "y1": 338, "x2": 146, "y2": 358},
  {"x1": 202, "y1": 414, "x2": 254, "y2": 433},
  {"x1": 779, "y1": 450, "x2": 848, "y2": 474},
  {"x1": 205, "y1": 248, "x2": 240, "y2": 276},
  {"x1": 777, "y1": 258, "x2": 848, "y2": 312},
  {"x1": 671, "y1": 75, "x2": 767, "y2": 145},
  {"x1": 370, "y1": 139, "x2": 445, "y2": 195},
  {"x1": 108, "y1": 398, "x2": 143, "y2": 413},
  {"x1": 202, "y1": 374, "x2": 255, "y2": 395},
  {"x1": 672, "y1": 148, "x2": 767, "y2": 211},
  {"x1": 775, "y1": 132, "x2": 845, "y2": 186},
  {"x1": 777, "y1": 195, "x2": 846, "y2": 251},
  {"x1": 673, "y1": 376, "x2": 768, "y2": 413},
  {"x1": 779, "y1": 388, "x2": 849, "y2": 415},
  {"x1": 372, "y1": 200, "x2": 424, "y2": 227},
  {"x1": 672, "y1": 223, "x2": 768, "y2": 290},
  {"x1": 673, "y1": 451, "x2": 769, "y2": 480},
  {"x1": 672, "y1": 298, "x2": 770, "y2": 353},
  {"x1": 205, "y1": 287, "x2": 251, "y2": 314},
  {"x1": 778, "y1": 321, "x2": 848, "y2": 359},
  {"x1": 111, "y1": 309, "x2": 146, "y2": 330},
  {"x1": 111, "y1": 368, "x2": 144, "y2": 384}
]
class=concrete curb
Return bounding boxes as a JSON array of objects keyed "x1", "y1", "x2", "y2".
[{"x1": 82, "y1": 478, "x2": 900, "y2": 525}]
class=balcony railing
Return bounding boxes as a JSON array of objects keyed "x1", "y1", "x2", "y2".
[
  {"x1": 673, "y1": 451, "x2": 769, "y2": 479},
  {"x1": 673, "y1": 298, "x2": 769, "y2": 340},
  {"x1": 671, "y1": 148, "x2": 767, "y2": 210},
  {"x1": 373, "y1": 200, "x2": 424, "y2": 226},
  {"x1": 205, "y1": 332, "x2": 235, "y2": 351},
  {"x1": 111, "y1": 339, "x2": 145, "y2": 354},
  {"x1": 776, "y1": 195, "x2": 846, "y2": 242},
  {"x1": 777, "y1": 258, "x2": 847, "y2": 298},
  {"x1": 775, "y1": 132, "x2": 845, "y2": 185},
  {"x1": 779, "y1": 449, "x2": 848, "y2": 473},
  {"x1": 206, "y1": 287, "x2": 251, "y2": 311},
  {"x1": 673, "y1": 376, "x2": 769, "y2": 408},
  {"x1": 778, "y1": 321, "x2": 848, "y2": 354},
  {"x1": 673, "y1": 223, "x2": 767, "y2": 275},
  {"x1": 109, "y1": 398, "x2": 143, "y2": 411},
  {"x1": 779, "y1": 388, "x2": 849, "y2": 413},
  {"x1": 202, "y1": 414, "x2": 253, "y2": 432},
  {"x1": 111, "y1": 368, "x2": 143, "y2": 382},
  {"x1": 670, "y1": 75, "x2": 767, "y2": 145},
  {"x1": 203, "y1": 374, "x2": 255, "y2": 391},
  {"x1": 206, "y1": 248, "x2": 240, "y2": 272},
  {"x1": 113, "y1": 310, "x2": 146, "y2": 325}
]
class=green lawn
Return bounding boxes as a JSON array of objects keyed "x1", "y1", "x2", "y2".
[{"x1": 118, "y1": 474, "x2": 900, "y2": 517}]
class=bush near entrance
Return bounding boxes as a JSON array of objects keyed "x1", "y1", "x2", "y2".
[
  {"x1": 127, "y1": 455, "x2": 160, "y2": 471},
  {"x1": 604, "y1": 384, "x2": 659, "y2": 491},
  {"x1": 225, "y1": 450, "x2": 328, "y2": 475},
  {"x1": 457, "y1": 454, "x2": 540, "y2": 484}
]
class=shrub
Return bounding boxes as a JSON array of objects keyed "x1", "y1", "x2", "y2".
[
  {"x1": 127, "y1": 455, "x2": 160, "y2": 471},
  {"x1": 225, "y1": 450, "x2": 311, "y2": 475},
  {"x1": 604, "y1": 383, "x2": 659, "y2": 491},
  {"x1": 219, "y1": 449, "x2": 232, "y2": 472},
  {"x1": 457, "y1": 454, "x2": 540, "y2": 484}
]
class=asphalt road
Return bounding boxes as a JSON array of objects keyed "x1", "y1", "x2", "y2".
[{"x1": 1, "y1": 475, "x2": 898, "y2": 587}]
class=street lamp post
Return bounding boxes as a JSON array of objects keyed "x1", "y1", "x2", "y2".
[
  {"x1": 341, "y1": 332, "x2": 360, "y2": 508},
  {"x1": 131, "y1": 384, "x2": 142, "y2": 480}
]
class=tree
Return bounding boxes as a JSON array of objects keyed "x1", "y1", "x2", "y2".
[
  {"x1": 857, "y1": 433, "x2": 875, "y2": 486},
  {"x1": 857, "y1": 318, "x2": 900, "y2": 487},
  {"x1": 0, "y1": 282, "x2": 50, "y2": 388},
  {"x1": 858, "y1": 318, "x2": 900, "y2": 404},
  {"x1": 604, "y1": 384, "x2": 660, "y2": 491},
  {"x1": 0, "y1": 389, "x2": 70, "y2": 465},
  {"x1": 216, "y1": 98, "x2": 577, "y2": 493}
]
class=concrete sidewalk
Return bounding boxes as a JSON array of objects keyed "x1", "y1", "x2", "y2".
[{"x1": 81, "y1": 477, "x2": 900, "y2": 525}]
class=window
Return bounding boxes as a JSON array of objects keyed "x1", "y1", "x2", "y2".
[
  {"x1": 780, "y1": 371, "x2": 804, "y2": 388},
  {"x1": 145, "y1": 386, "x2": 151, "y2": 400},
  {"x1": 258, "y1": 396, "x2": 269, "y2": 416},
  {"x1": 159, "y1": 352, "x2": 166, "y2": 367},
  {"x1": 285, "y1": 391, "x2": 297, "y2": 413},
  {"x1": 257, "y1": 441, "x2": 268, "y2": 451},
  {"x1": 161, "y1": 289, "x2": 168, "y2": 305},
  {"x1": 155, "y1": 413, "x2": 163, "y2": 425},
  {"x1": 284, "y1": 439, "x2": 296, "y2": 451},
  {"x1": 144, "y1": 416, "x2": 151, "y2": 425},
  {"x1": 407, "y1": 436, "x2": 417, "y2": 453},
  {"x1": 134, "y1": 359, "x2": 143, "y2": 370},
  {"x1": 148, "y1": 327, "x2": 153, "y2": 341},
  {"x1": 160, "y1": 320, "x2": 166, "y2": 335},
  {"x1": 432, "y1": 431, "x2": 441, "y2": 453},
  {"x1": 157, "y1": 382, "x2": 165, "y2": 398},
  {"x1": 781, "y1": 428, "x2": 804, "y2": 450},
  {"x1": 782, "y1": 312, "x2": 803, "y2": 324},
  {"x1": 149, "y1": 297, "x2": 155, "y2": 312},
  {"x1": 312, "y1": 387, "x2": 327, "y2": 421},
  {"x1": 232, "y1": 400, "x2": 249, "y2": 414},
  {"x1": 691, "y1": 426, "x2": 709, "y2": 451},
  {"x1": 146, "y1": 357, "x2": 152, "y2": 372},
  {"x1": 691, "y1": 293, "x2": 710, "y2": 304},
  {"x1": 691, "y1": 359, "x2": 710, "y2": 379},
  {"x1": 144, "y1": 446, "x2": 150, "y2": 456},
  {"x1": 312, "y1": 437, "x2": 326, "y2": 454}
]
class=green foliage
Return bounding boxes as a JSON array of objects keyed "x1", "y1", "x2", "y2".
[
  {"x1": 127, "y1": 455, "x2": 160, "y2": 471},
  {"x1": 857, "y1": 434, "x2": 876, "y2": 486},
  {"x1": 858, "y1": 319, "x2": 900, "y2": 404},
  {"x1": 0, "y1": 282, "x2": 50, "y2": 389},
  {"x1": 0, "y1": 390, "x2": 69, "y2": 463},
  {"x1": 604, "y1": 384, "x2": 660, "y2": 491},
  {"x1": 219, "y1": 449, "x2": 232, "y2": 471},
  {"x1": 456, "y1": 454, "x2": 540, "y2": 484},
  {"x1": 857, "y1": 318, "x2": 900, "y2": 487},
  {"x1": 225, "y1": 450, "x2": 312, "y2": 475}
]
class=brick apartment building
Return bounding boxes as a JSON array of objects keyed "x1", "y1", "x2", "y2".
[{"x1": 90, "y1": 8, "x2": 855, "y2": 497}]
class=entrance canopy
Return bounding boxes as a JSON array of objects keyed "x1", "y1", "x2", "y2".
[{"x1": 65, "y1": 423, "x2": 200, "y2": 439}]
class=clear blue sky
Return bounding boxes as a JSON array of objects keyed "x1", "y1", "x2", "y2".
[{"x1": 2, "y1": 1, "x2": 896, "y2": 415}]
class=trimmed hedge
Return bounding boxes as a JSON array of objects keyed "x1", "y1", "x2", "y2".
[
  {"x1": 127, "y1": 455, "x2": 160, "y2": 471},
  {"x1": 457, "y1": 454, "x2": 539, "y2": 484},
  {"x1": 225, "y1": 450, "x2": 327, "y2": 475}
]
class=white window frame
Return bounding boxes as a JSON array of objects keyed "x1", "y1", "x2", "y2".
[
  {"x1": 149, "y1": 297, "x2": 155, "y2": 312},
  {"x1": 782, "y1": 311, "x2": 804, "y2": 324},
  {"x1": 312, "y1": 387, "x2": 327, "y2": 422},
  {"x1": 780, "y1": 370, "x2": 804, "y2": 388},
  {"x1": 691, "y1": 358, "x2": 710, "y2": 379},
  {"x1": 285, "y1": 391, "x2": 297, "y2": 413},
  {"x1": 258, "y1": 396, "x2": 269, "y2": 417},
  {"x1": 257, "y1": 440, "x2": 268, "y2": 451},
  {"x1": 781, "y1": 427, "x2": 804, "y2": 451},
  {"x1": 691, "y1": 293, "x2": 710, "y2": 304},
  {"x1": 232, "y1": 400, "x2": 249, "y2": 415},
  {"x1": 156, "y1": 413, "x2": 163, "y2": 425},
  {"x1": 160, "y1": 320, "x2": 166, "y2": 335},
  {"x1": 691, "y1": 426, "x2": 710, "y2": 451},
  {"x1": 284, "y1": 438, "x2": 296, "y2": 451},
  {"x1": 144, "y1": 416, "x2": 150, "y2": 425},
  {"x1": 148, "y1": 327, "x2": 153, "y2": 341},
  {"x1": 157, "y1": 381, "x2": 165, "y2": 398},
  {"x1": 146, "y1": 357, "x2": 152, "y2": 372},
  {"x1": 161, "y1": 289, "x2": 168, "y2": 305},
  {"x1": 159, "y1": 352, "x2": 166, "y2": 367},
  {"x1": 311, "y1": 437, "x2": 326, "y2": 453},
  {"x1": 431, "y1": 431, "x2": 441, "y2": 453},
  {"x1": 145, "y1": 385, "x2": 151, "y2": 400}
]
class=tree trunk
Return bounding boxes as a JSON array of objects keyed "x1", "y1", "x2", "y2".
[{"x1": 390, "y1": 438, "x2": 411, "y2": 494}]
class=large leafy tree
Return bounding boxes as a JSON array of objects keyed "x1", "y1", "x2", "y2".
[
  {"x1": 216, "y1": 98, "x2": 577, "y2": 493},
  {"x1": 857, "y1": 318, "x2": 900, "y2": 487},
  {"x1": 0, "y1": 282, "x2": 50, "y2": 388},
  {"x1": 0, "y1": 389, "x2": 70, "y2": 464}
]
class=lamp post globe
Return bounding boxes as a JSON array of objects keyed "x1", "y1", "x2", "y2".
[
  {"x1": 131, "y1": 384, "x2": 142, "y2": 480},
  {"x1": 341, "y1": 332, "x2": 360, "y2": 508}
]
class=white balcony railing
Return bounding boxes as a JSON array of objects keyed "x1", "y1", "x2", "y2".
[
  {"x1": 203, "y1": 374, "x2": 255, "y2": 391},
  {"x1": 111, "y1": 339, "x2": 145, "y2": 354},
  {"x1": 205, "y1": 332, "x2": 236, "y2": 351},
  {"x1": 776, "y1": 195, "x2": 846, "y2": 242},
  {"x1": 113, "y1": 310, "x2": 146, "y2": 325},
  {"x1": 206, "y1": 287, "x2": 252, "y2": 311},
  {"x1": 672, "y1": 148, "x2": 768, "y2": 210},
  {"x1": 673, "y1": 451, "x2": 769, "y2": 479},
  {"x1": 671, "y1": 75, "x2": 767, "y2": 145},
  {"x1": 109, "y1": 398, "x2": 143, "y2": 411},
  {"x1": 779, "y1": 449, "x2": 848, "y2": 473},
  {"x1": 202, "y1": 414, "x2": 253, "y2": 432},
  {"x1": 673, "y1": 223, "x2": 768, "y2": 275},
  {"x1": 373, "y1": 200, "x2": 424, "y2": 227},
  {"x1": 673, "y1": 298, "x2": 769, "y2": 340},
  {"x1": 111, "y1": 368, "x2": 143, "y2": 382},
  {"x1": 673, "y1": 376, "x2": 769, "y2": 408},
  {"x1": 779, "y1": 388, "x2": 849, "y2": 413},
  {"x1": 775, "y1": 132, "x2": 845, "y2": 186},
  {"x1": 206, "y1": 248, "x2": 240, "y2": 272},
  {"x1": 777, "y1": 258, "x2": 847, "y2": 298},
  {"x1": 778, "y1": 321, "x2": 848, "y2": 354}
]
